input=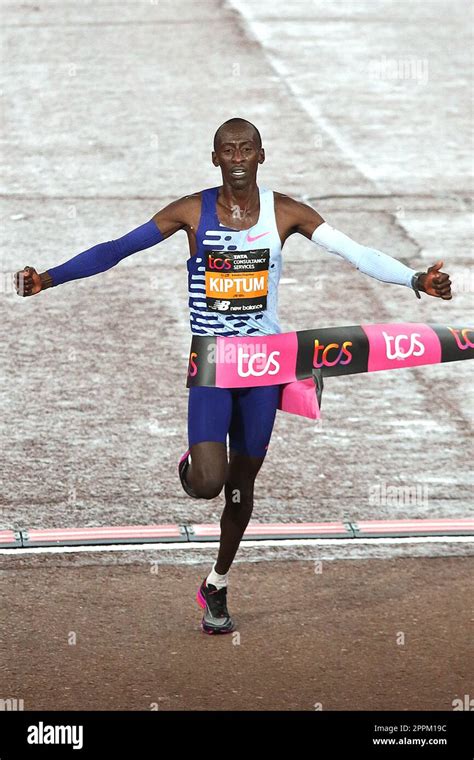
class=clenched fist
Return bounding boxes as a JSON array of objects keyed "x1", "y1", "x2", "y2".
[{"x1": 14, "y1": 266, "x2": 51, "y2": 296}]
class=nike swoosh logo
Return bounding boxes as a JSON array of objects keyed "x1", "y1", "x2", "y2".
[{"x1": 246, "y1": 231, "x2": 270, "y2": 243}]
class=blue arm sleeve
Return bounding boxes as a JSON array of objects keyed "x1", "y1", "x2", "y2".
[{"x1": 47, "y1": 219, "x2": 164, "y2": 286}]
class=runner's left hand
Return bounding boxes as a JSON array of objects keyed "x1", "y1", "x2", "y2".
[{"x1": 418, "y1": 261, "x2": 452, "y2": 299}]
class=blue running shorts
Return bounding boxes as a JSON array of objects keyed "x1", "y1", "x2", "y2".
[{"x1": 188, "y1": 385, "x2": 281, "y2": 458}]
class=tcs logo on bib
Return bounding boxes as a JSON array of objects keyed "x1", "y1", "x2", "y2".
[{"x1": 208, "y1": 255, "x2": 232, "y2": 271}]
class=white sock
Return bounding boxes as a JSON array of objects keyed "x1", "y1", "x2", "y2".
[{"x1": 206, "y1": 562, "x2": 229, "y2": 590}]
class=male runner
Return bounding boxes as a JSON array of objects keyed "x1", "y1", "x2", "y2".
[{"x1": 15, "y1": 117, "x2": 452, "y2": 635}]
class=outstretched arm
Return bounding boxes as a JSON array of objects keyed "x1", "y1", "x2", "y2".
[
  {"x1": 15, "y1": 196, "x2": 195, "y2": 296},
  {"x1": 281, "y1": 195, "x2": 452, "y2": 300}
]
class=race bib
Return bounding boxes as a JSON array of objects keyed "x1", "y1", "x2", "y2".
[{"x1": 205, "y1": 248, "x2": 269, "y2": 313}]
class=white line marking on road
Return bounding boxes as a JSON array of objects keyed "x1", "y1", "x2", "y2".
[
  {"x1": 0, "y1": 535, "x2": 473, "y2": 556},
  {"x1": 227, "y1": 0, "x2": 382, "y2": 189}
]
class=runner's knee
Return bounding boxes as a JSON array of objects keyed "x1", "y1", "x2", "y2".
[{"x1": 191, "y1": 467, "x2": 225, "y2": 499}]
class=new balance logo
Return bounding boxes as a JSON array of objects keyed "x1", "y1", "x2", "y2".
[{"x1": 211, "y1": 300, "x2": 231, "y2": 311}]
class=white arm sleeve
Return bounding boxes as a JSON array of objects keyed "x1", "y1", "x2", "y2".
[{"x1": 311, "y1": 222, "x2": 417, "y2": 289}]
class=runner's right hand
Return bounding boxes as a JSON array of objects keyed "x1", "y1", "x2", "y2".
[{"x1": 14, "y1": 266, "x2": 42, "y2": 297}]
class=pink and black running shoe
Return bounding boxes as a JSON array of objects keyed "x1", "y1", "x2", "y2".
[{"x1": 196, "y1": 579, "x2": 234, "y2": 635}]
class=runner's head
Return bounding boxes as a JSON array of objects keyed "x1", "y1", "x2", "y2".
[{"x1": 212, "y1": 118, "x2": 265, "y2": 188}]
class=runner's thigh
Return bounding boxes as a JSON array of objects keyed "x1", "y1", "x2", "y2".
[
  {"x1": 229, "y1": 384, "x2": 280, "y2": 458},
  {"x1": 188, "y1": 386, "x2": 233, "y2": 481}
]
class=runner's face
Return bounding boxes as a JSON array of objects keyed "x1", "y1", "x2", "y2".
[{"x1": 212, "y1": 127, "x2": 264, "y2": 188}]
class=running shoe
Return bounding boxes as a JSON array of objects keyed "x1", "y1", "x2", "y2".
[
  {"x1": 178, "y1": 449, "x2": 200, "y2": 499},
  {"x1": 196, "y1": 578, "x2": 234, "y2": 635}
]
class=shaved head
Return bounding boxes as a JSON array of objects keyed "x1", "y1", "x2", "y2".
[{"x1": 213, "y1": 118, "x2": 262, "y2": 151}]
